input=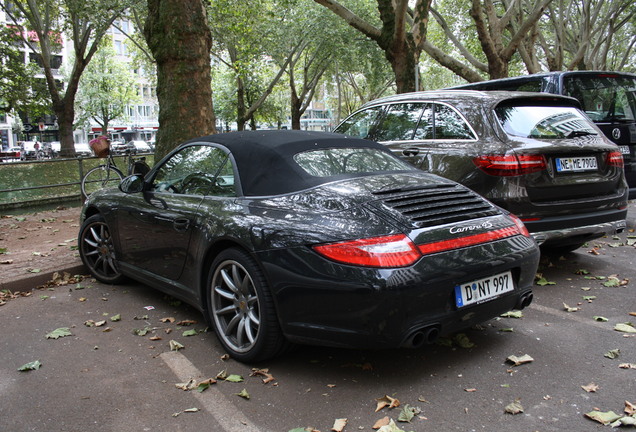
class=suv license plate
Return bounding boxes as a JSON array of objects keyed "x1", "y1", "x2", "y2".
[
  {"x1": 555, "y1": 156, "x2": 598, "y2": 172},
  {"x1": 619, "y1": 145, "x2": 630, "y2": 155},
  {"x1": 455, "y1": 271, "x2": 514, "y2": 308}
]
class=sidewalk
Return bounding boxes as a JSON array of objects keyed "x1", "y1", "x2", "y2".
[{"x1": 0, "y1": 205, "x2": 86, "y2": 292}]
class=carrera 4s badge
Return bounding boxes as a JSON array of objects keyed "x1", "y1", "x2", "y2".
[{"x1": 449, "y1": 221, "x2": 494, "y2": 234}]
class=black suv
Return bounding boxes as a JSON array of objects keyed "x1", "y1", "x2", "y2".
[{"x1": 334, "y1": 90, "x2": 628, "y2": 253}]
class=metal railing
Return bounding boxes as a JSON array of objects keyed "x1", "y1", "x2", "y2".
[{"x1": 0, "y1": 153, "x2": 153, "y2": 210}]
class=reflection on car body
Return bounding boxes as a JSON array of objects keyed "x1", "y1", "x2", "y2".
[
  {"x1": 334, "y1": 90, "x2": 628, "y2": 254},
  {"x1": 79, "y1": 130, "x2": 539, "y2": 362}
]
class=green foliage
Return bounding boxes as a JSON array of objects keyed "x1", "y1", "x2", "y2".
[{"x1": 74, "y1": 37, "x2": 140, "y2": 132}]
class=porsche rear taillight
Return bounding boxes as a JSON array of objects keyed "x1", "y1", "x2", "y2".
[
  {"x1": 606, "y1": 151, "x2": 624, "y2": 167},
  {"x1": 473, "y1": 154, "x2": 546, "y2": 176},
  {"x1": 313, "y1": 216, "x2": 531, "y2": 268},
  {"x1": 313, "y1": 234, "x2": 422, "y2": 268}
]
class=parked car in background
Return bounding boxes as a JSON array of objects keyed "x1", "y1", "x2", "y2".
[
  {"x1": 128, "y1": 140, "x2": 152, "y2": 154},
  {"x1": 450, "y1": 71, "x2": 636, "y2": 198},
  {"x1": 0, "y1": 146, "x2": 21, "y2": 162},
  {"x1": 74, "y1": 143, "x2": 92, "y2": 157},
  {"x1": 79, "y1": 130, "x2": 539, "y2": 362},
  {"x1": 334, "y1": 90, "x2": 628, "y2": 254},
  {"x1": 110, "y1": 139, "x2": 133, "y2": 154}
]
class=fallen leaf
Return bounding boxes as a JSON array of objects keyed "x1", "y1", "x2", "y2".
[
  {"x1": 331, "y1": 418, "x2": 347, "y2": 432},
  {"x1": 563, "y1": 302, "x2": 581, "y2": 312},
  {"x1": 169, "y1": 340, "x2": 184, "y2": 351},
  {"x1": 536, "y1": 276, "x2": 556, "y2": 286},
  {"x1": 222, "y1": 373, "x2": 243, "y2": 383},
  {"x1": 604, "y1": 349, "x2": 620, "y2": 359},
  {"x1": 161, "y1": 317, "x2": 176, "y2": 323},
  {"x1": 182, "y1": 329, "x2": 198, "y2": 337},
  {"x1": 593, "y1": 316, "x2": 609, "y2": 322},
  {"x1": 618, "y1": 363, "x2": 636, "y2": 369},
  {"x1": 176, "y1": 319, "x2": 198, "y2": 326},
  {"x1": 236, "y1": 388, "x2": 250, "y2": 399},
  {"x1": 397, "y1": 404, "x2": 421, "y2": 422},
  {"x1": 582, "y1": 383, "x2": 599, "y2": 392},
  {"x1": 504, "y1": 400, "x2": 524, "y2": 414},
  {"x1": 110, "y1": 314, "x2": 121, "y2": 322},
  {"x1": 500, "y1": 310, "x2": 523, "y2": 319},
  {"x1": 453, "y1": 333, "x2": 475, "y2": 348},
  {"x1": 376, "y1": 419, "x2": 408, "y2": 432},
  {"x1": 375, "y1": 395, "x2": 400, "y2": 412},
  {"x1": 585, "y1": 410, "x2": 622, "y2": 425},
  {"x1": 197, "y1": 378, "x2": 217, "y2": 392},
  {"x1": 250, "y1": 368, "x2": 275, "y2": 384},
  {"x1": 45, "y1": 327, "x2": 72, "y2": 339},
  {"x1": 175, "y1": 379, "x2": 197, "y2": 391},
  {"x1": 372, "y1": 416, "x2": 391, "y2": 429},
  {"x1": 18, "y1": 360, "x2": 42, "y2": 371},
  {"x1": 506, "y1": 354, "x2": 534, "y2": 366},
  {"x1": 615, "y1": 323, "x2": 636, "y2": 333}
]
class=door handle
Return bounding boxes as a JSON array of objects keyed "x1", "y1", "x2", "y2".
[{"x1": 402, "y1": 148, "x2": 420, "y2": 157}]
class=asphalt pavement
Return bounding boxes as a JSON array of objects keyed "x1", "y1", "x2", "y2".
[{"x1": 1, "y1": 203, "x2": 635, "y2": 432}]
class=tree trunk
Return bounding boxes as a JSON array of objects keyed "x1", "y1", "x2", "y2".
[{"x1": 144, "y1": 0, "x2": 216, "y2": 160}]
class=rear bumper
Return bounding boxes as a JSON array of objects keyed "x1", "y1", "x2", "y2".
[{"x1": 529, "y1": 215, "x2": 627, "y2": 246}]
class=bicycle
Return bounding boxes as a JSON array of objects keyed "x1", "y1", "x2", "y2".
[{"x1": 81, "y1": 137, "x2": 150, "y2": 199}]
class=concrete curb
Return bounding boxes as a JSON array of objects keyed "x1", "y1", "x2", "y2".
[{"x1": 2, "y1": 263, "x2": 87, "y2": 293}]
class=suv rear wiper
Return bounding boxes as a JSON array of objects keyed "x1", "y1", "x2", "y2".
[{"x1": 565, "y1": 130, "x2": 597, "y2": 138}]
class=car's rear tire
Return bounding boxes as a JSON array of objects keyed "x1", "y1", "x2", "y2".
[
  {"x1": 79, "y1": 214, "x2": 126, "y2": 284},
  {"x1": 207, "y1": 248, "x2": 287, "y2": 363}
]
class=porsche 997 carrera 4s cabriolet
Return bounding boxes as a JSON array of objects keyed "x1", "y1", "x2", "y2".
[{"x1": 79, "y1": 130, "x2": 539, "y2": 362}]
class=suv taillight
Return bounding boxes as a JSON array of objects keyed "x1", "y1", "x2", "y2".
[
  {"x1": 606, "y1": 151, "x2": 624, "y2": 167},
  {"x1": 473, "y1": 154, "x2": 546, "y2": 176}
]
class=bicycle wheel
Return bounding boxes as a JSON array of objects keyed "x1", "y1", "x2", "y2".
[{"x1": 81, "y1": 165, "x2": 123, "y2": 198}]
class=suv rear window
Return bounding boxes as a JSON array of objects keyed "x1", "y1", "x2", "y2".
[
  {"x1": 495, "y1": 105, "x2": 598, "y2": 139},
  {"x1": 563, "y1": 75, "x2": 636, "y2": 122}
]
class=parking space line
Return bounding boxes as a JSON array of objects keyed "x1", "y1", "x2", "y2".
[
  {"x1": 529, "y1": 303, "x2": 613, "y2": 330},
  {"x1": 160, "y1": 351, "x2": 266, "y2": 432}
]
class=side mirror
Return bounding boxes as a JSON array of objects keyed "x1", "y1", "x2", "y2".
[{"x1": 119, "y1": 175, "x2": 144, "y2": 194}]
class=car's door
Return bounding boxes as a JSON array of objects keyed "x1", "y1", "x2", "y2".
[{"x1": 116, "y1": 143, "x2": 232, "y2": 281}]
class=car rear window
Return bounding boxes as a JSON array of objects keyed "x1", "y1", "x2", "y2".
[
  {"x1": 495, "y1": 104, "x2": 598, "y2": 139},
  {"x1": 294, "y1": 147, "x2": 413, "y2": 177},
  {"x1": 563, "y1": 74, "x2": 636, "y2": 122}
]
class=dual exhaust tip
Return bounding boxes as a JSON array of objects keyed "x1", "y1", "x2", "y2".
[{"x1": 402, "y1": 291, "x2": 533, "y2": 349}]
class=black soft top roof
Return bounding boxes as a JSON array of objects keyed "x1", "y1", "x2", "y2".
[{"x1": 183, "y1": 130, "x2": 401, "y2": 196}]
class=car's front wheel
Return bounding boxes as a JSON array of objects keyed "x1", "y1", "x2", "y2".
[
  {"x1": 207, "y1": 248, "x2": 287, "y2": 362},
  {"x1": 79, "y1": 214, "x2": 126, "y2": 284}
]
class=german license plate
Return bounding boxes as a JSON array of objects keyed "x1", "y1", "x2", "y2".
[
  {"x1": 455, "y1": 271, "x2": 514, "y2": 308},
  {"x1": 618, "y1": 145, "x2": 630, "y2": 155},
  {"x1": 555, "y1": 156, "x2": 598, "y2": 172}
]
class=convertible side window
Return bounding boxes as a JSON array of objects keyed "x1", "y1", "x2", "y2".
[{"x1": 152, "y1": 145, "x2": 236, "y2": 196}]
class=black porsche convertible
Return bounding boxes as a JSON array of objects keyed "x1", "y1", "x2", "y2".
[{"x1": 79, "y1": 130, "x2": 539, "y2": 362}]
